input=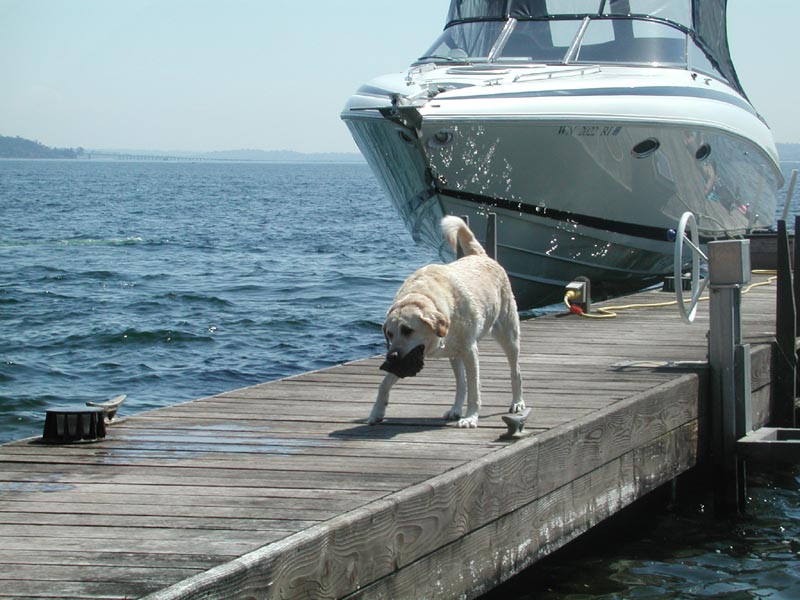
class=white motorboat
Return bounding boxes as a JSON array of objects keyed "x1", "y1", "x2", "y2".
[{"x1": 342, "y1": 0, "x2": 783, "y2": 309}]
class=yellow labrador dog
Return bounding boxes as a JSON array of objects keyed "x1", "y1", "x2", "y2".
[{"x1": 368, "y1": 215, "x2": 525, "y2": 428}]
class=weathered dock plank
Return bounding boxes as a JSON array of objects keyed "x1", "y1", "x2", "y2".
[
  {"x1": 0, "y1": 274, "x2": 780, "y2": 599},
  {"x1": 344, "y1": 422, "x2": 699, "y2": 600}
]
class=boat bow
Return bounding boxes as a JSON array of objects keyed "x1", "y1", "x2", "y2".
[{"x1": 342, "y1": 0, "x2": 781, "y2": 309}]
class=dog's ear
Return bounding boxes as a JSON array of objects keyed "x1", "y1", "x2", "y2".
[{"x1": 421, "y1": 311, "x2": 449, "y2": 338}]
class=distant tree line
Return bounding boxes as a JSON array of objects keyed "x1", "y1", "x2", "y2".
[{"x1": 0, "y1": 135, "x2": 84, "y2": 159}]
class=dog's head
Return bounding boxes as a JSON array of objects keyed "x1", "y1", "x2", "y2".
[{"x1": 380, "y1": 294, "x2": 449, "y2": 378}]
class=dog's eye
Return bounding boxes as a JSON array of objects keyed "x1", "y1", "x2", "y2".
[{"x1": 400, "y1": 325, "x2": 413, "y2": 337}]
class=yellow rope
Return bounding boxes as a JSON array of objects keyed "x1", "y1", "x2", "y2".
[{"x1": 566, "y1": 272, "x2": 777, "y2": 319}]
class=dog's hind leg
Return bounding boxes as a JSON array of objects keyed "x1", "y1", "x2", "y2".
[
  {"x1": 493, "y1": 322, "x2": 525, "y2": 414},
  {"x1": 368, "y1": 373, "x2": 399, "y2": 425},
  {"x1": 443, "y1": 357, "x2": 467, "y2": 421},
  {"x1": 457, "y1": 345, "x2": 481, "y2": 428}
]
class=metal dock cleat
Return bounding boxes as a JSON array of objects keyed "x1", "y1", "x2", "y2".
[
  {"x1": 500, "y1": 407, "x2": 531, "y2": 439},
  {"x1": 86, "y1": 394, "x2": 127, "y2": 422}
]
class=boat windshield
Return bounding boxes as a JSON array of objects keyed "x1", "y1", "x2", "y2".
[
  {"x1": 417, "y1": 1, "x2": 733, "y2": 86},
  {"x1": 416, "y1": 16, "x2": 721, "y2": 78},
  {"x1": 418, "y1": 20, "x2": 508, "y2": 64}
]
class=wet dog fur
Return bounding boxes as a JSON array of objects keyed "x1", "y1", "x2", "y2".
[{"x1": 368, "y1": 215, "x2": 525, "y2": 428}]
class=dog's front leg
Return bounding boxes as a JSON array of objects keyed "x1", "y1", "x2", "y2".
[
  {"x1": 368, "y1": 372, "x2": 399, "y2": 425},
  {"x1": 443, "y1": 357, "x2": 467, "y2": 421},
  {"x1": 457, "y1": 345, "x2": 481, "y2": 428}
]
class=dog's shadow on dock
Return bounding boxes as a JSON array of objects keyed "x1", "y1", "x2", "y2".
[{"x1": 330, "y1": 419, "x2": 450, "y2": 440}]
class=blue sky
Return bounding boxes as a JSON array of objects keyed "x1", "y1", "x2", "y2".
[{"x1": 1, "y1": 1, "x2": 797, "y2": 153}]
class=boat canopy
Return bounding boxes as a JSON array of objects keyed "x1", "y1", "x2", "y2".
[{"x1": 442, "y1": 0, "x2": 742, "y2": 94}]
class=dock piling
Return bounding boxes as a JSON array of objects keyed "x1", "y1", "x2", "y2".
[
  {"x1": 707, "y1": 239, "x2": 751, "y2": 514},
  {"x1": 486, "y1": 212, "x2": 497, "y2": 260},
  {"x1": 774, "y1": 220, "x2": 797, "y2": 428},
  {"x1": 456, "y1": 213, "x2": 497, "y2": 259},
  {"x1": 794, "y1": 215, "x2": 800, "y2": 336},
  {"x1": 734, "y1": 221, "x2": 800, "y2": 509},
  {"x1": 779, "y1": 169, "x2": 797, "y2": 222}
]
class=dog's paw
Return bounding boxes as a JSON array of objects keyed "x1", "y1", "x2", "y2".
[
  {"x1": 367, "y1": 406, "x2": 386, "y2": 426},
  {"x1": 457, "y1": 415, "x2": 479, "y2": 428},
  {"x1": 509, "y1": 400, "x2": 526, "y2": 414},
  {"x1": 443, "y1": 408, "x2": 462, "y2": 421}
]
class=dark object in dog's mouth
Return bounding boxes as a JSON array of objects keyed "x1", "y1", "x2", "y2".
[{"x1": 380, "y1": 345, "x2": 425, "y2": 378}]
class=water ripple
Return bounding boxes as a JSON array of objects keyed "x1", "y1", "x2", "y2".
[{"x1": 0, "y1": 160, "x2": 437, "y2": 444}]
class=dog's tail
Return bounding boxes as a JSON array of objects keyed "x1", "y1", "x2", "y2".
[{"x1": 441, "y1": 215, "x2": 486, "y2": 257}]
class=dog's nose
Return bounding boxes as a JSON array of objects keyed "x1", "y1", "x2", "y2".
[{"x1": 386, "y1": 350, "x2": 400, "y2": 363}]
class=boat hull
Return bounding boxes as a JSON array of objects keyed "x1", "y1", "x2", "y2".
[{"x1": 343, "y1": 71, "x2": 781, "y2": 310}]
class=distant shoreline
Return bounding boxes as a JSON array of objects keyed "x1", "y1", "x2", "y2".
[
  {"x1": 83, "y1": 148, "x2": 365, "y2": 163},
  {"x1": 0, "y1": 156, "x2": 368, "y2": 165},
  {"x1": 0, "y1": 134, "x2": 365, "y2": 163}
]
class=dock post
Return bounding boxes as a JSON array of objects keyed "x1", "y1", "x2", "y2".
[
  {"x1": 457, "y1": 215, "x2": 470, "y2": 259},
  {"x1": 707, "y1": 239, "x2": 751, "y2": 515},
  {"x1": 794, "y1": 215, "x2": 800, "y2": 337},
  {"x1": 775, "y1": 220, "x2": 797, "y2": 427},
  {"x1": 486, "y1": 212, "x2": 497, "y2": 260}
]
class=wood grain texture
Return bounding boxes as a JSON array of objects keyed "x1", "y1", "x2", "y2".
[
  {"x1": 0, "y1": 274, "x2": 780, "y2": 599},
  {"x1": 342, "y1": 422, "x2": 699, "y2": 600}
]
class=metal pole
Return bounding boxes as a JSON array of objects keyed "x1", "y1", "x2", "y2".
[
  {"x1": 775, "y1": 220, "x2": 797, "y2": 427},
  {"x1": 794, "y1": 215, "x2": 800, "y2": 337},
  {"x1": 486, "y1": 213, "x2": 497, "y2": 260},
  {"x1": 780, "y1": 169, "x2": 798, "y2": 222},
  {"x1": 707, "y1": 239, "x2": 751, "y2": 515}
]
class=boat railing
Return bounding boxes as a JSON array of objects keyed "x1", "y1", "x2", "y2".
[
  {"x1": 563, "y1": 16, "x2": 592, "y2": 64},
  {"x1": 512, "y1": 65, "x2": 600, "y2": 83}
]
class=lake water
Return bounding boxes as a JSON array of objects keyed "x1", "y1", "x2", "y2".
[
  {"x1": 1, "y1": 158, "x2": 798, "y2": 598},
  {"x1": 0, "y1": 160, "x2": 438, "y2": 443}
]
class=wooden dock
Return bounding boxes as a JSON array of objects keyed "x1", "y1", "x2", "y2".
[{"x1": 0, "y1": 274, "x2": 782, "y2": 599}]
